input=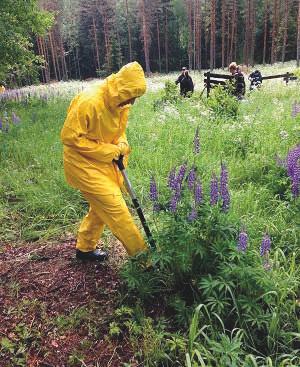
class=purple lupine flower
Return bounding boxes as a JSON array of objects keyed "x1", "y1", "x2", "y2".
[
  {"x1": 175, "y1": 162, "x2": 187, "y2": 189},
  {"x1": 11, "y1": 112, "x2": 21, "y2": 124},
  {"x1": 187, "y1": 167, "x2": 196, "y2": 190},
  {"x1": 169, "y1": 189, "x2": 180, "y2": 213},
  {"x1": 286, "y1": 145, "x2": 300, "y2": 198},
  {"x1": 291, "y1": 163, "x2": 300, "y2": 198},
  {"x1": 188, "y1": 207, "x2": 198, "y2": 222},
  {"x1": 237, "y1": 230, "x2": 248, "y2": 252},
  {"x1": 0, "y1": 118, "x2": 2, "y2": 130},
  {"x1": 168, "y1": 167, "x2": 177, "y2": 190},
  {"x1": 149, "y1": 176, "x2": 158, "y2": 202},
  {"x1": 260, "y1": 234, "x2": 271, "y2": 257},
  {"x1": 194, "y1": 180, "x2": 203, "y2": 205},
  {"x1": 210, "y1": 172, "x2": 219, "y2": 206},
  {"x1": 193, "y1": 126, "x2": 200, "y2": 154},
  {"x1": 291, "y1": 101, "x2": 300, "y2": 118},
  {"x1": 220, "y1": 163, "x2": 230, "y2": 212}
]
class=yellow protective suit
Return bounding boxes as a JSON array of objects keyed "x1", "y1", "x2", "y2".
[
  {"x1": 61, "y1": 61, "x2": 148, "y2": 256},
  {"x1": 0, "y1": 85, "x2": 5, "y2": 94}
]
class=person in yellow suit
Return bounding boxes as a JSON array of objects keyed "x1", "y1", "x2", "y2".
[
  {"x1": 0, "y1": 82, "x2": 5, "y2": 93},
  {"x1": 61, "y1": 62, "x2": 148, "y2": 261}
]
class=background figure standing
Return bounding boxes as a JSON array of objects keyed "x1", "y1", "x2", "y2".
[
  {"x1": 175, "y1": 67, "x2": 187, "y2": 95},
  {"x1": 180, "y1": 70, "x2": 194, "y2": 97},
  {"x1": 228, "y1": 62, "x2": 245, "y2": 100},
  {"x1": 175, "y1": 68, "x2": 194, "y2": 97}
]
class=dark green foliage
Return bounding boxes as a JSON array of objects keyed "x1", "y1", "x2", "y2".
[
  {"x1": 206, "y1": 84, "x2": 239, "y2": 119},
  {"x1": 0, "y1": 0, "x2": 53, "y2": 85}
]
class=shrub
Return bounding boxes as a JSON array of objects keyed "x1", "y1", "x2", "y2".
[
  {"x1": 121, "y1": 134, "x2": 300, "y2": 364},
  {"x1": 153, "y1": 80, "x2": 180, "y2": 111},
  {"x1": 205, "y1": 84, "x2": 239, "y2": 119}
]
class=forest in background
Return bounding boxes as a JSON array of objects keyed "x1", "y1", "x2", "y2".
[{"x1": 1, "y1": 0, "x2": 300, "y2": 85}]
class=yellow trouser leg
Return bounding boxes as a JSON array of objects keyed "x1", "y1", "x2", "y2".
[
  {"x1": 77, "y1": 206, "x2": 105, "y2": 252},
  {"x1": 78, "y1": 191, "x2": 148, "y2": 256}
]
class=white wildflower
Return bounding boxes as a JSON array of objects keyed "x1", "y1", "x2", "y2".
[
  {"x1": 186, "y1": 115, "x2": 196, "y2": 124},
  {"x1": 163, "y1": 103, "x2": 179, "y2": 118},
  {"x1": 279, "y1": 130, "x2": 288, "y2": 140},
  {"x1": 243, "y1": 115, "x2": 252, "y2": 124},
  {"x1": 199, "y1": 109, "x2": 209, "y2": 117}
]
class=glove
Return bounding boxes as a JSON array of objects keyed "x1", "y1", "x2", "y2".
[{"x1": 117, "y1": 142, "x2": 130, "y2": 155}]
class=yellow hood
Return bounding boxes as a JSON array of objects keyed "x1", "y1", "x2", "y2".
[{"x1": 105, "y1": 61, "x2": 147, "y2": 108}]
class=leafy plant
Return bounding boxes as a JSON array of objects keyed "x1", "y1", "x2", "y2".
[
  {"x1": 205, "y1": 84, "x2": 239, "y2": 119},
  {"x1": 153, "y1": 80, "x2": 181, "y2": 110}
]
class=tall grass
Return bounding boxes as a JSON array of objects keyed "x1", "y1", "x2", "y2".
[{"x1": 0, "y1": 65, "x2": 299, "y2": 247}]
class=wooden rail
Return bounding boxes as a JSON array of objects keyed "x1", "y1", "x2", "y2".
[{"x1": 204, "y1": 71, "x2": 297, "y2": 97}]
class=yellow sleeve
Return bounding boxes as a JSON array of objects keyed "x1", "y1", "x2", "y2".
[
  {"x1": 116, "y1": 131, "x2": 129, "y2": 146},
  {"x1": 114, "y1": 107, "x2": 130, "y2": 153},
  {"x1": 61, "y1": 99, "x2": 121, "y2": 163}
]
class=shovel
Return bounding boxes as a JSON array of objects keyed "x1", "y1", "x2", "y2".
[{"x1": 113, "y1": 155, "x2": 156, "y2": 250}]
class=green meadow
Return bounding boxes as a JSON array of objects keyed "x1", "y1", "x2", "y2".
[{"x1": 0, "y1": 64, "x2": 300, "y2": 366}]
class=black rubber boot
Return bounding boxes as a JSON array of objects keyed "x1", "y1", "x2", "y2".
[{"x1": 76, "y1": 249, "x2": 108, "y2": 262}]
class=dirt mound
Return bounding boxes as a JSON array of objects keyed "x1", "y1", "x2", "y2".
[{"x1": 0, "y1": 240, "x2": 135, "y2": 366}]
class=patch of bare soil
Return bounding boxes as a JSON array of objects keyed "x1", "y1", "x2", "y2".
[{"x1": 0, "y1": 239, "x2": 138, "y2": 367}]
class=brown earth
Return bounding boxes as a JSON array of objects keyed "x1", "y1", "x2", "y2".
[{"x1": 0, "y1": 238, "x2": 139, "y2": 367}]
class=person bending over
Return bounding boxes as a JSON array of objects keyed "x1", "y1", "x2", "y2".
[{"x1": 61, "y1": 62, "x2": 148, "y2": 261}]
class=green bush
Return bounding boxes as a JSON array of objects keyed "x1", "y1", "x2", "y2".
[
  {"x1": 121, "y1": 159, "x2": 300, "y2": 365},
  {"x1": 153, "y1": 80, "x2": 180, "y2": 110},
  {"x1": 206, "y1": 84, "x2": 239, "y2": 119}
]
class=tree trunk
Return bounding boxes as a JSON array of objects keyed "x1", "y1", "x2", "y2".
[
  {"x1": 229, "y1": 0, "x2": 237, "y2": 63},
  {"x1": 75, "y1": 47, "x2": 81, "y2": 79},
  {"x1": 244, "y1": 0, "x2": 250, "y2": 66},
  {"x1": 210, "y1": 0, "x2": 216, "y2": 69},
  {"x1": 250, "y1": 0, "x2": 256, "y2": 66},
  {"x1": 164, "y1": 3, "x2": 168, "y2": 73},
  {"x1": 156, "y1": 17, "x2": 162, "y2": 73},
  {"x1": 281, "y1": 0, "x2": 290, "y2": 63},
  {"x1": 49, "y1": 31, "x2": 58, "y2": 80},
  {"x1": 59, "y1": 34, "x2": 68, "y2": 80},
  {"x1": 226, "y1": 6, "x2": 230, "y2": 66},
  {"x1": 271, "y1": 0, "x2": 279, "y2": 64},
  {"x1": 41, "y1": 37, "x2": 50, "y2": 82},
  {"x1": 125, "y1": 0, "x2": 133, "y2": 62},
  {"x1": 195, "y1": 0, "x2": 201, "y2": 70},
  {"x1": 263, "y1": 0, "x2": 268, "y2": 64},
  {"x1": 92, "y1": 15, "x2": 101, "y2": 71},
  {"x1": 193, "y1": 0, "x2": 196, "y2": 70},
  {"x1": 187, "y1": 0, "x2": 193, "y2": 69},
  {"x1": 221, "y1": 0, "x2": 226, "y2": 69},
  {"x1": 116, "y1": 28, "x2": 123, "y2": 69},
  {"x1": 140, "y1": 0, "x2": 151, "y2": 74}
]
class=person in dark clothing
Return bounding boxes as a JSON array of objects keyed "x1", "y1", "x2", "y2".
[
  {"x1": 176, "y1": 68, "x2": 194, "y2": 97},
  {"x1": 175, "y1": 67, "x2": 187, "y2": 95},
  {"x1": 181, "y1": 70, "x2": 194, "y2": 97},
  {"x1": 248, "y1": 70, "x2": 262, "y2": 91},
  {"x1": 229, "y1": 62, "x2": 246, "y2": 100}
]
